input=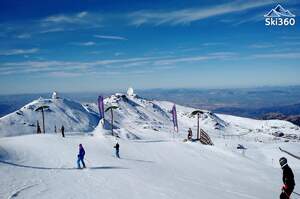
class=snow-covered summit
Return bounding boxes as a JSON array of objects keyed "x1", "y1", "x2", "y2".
[
  {"x1": 88, "y1": 92, "x2": 300, "y2": 142},
  {"x1": 0, "y1": 96, "x2": 99, "y2": 137},
  {"x1": 1, "y1": 91, "x2": 300, "y2": 142}
]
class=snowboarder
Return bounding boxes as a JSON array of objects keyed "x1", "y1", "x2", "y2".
[
  {"x1": 54, "y1": 125, "x2": 57, "y2": 133},
  {"x1": 77, "y1": 144, "x2": 86, "y2": 169},
  {"x1": 61, "y1": 125, "x2": 65, "y2": 138},
  {"x1": 188, "y1": 128, "x2": 193, "y2": 140},
  {"x1": 114, "y1": 142, "x2": 120, "y2": 158},
  {"x1": 279, "y1": 157, "x2": 295, "y2": 199}
]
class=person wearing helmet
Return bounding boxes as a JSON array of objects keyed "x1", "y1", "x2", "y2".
[
  {"x1": 77, "y1": 144, "x2": 86, "y2": 169},
  {"x1": 279, "y1": 157, "x2": 295, "y2": 199}
]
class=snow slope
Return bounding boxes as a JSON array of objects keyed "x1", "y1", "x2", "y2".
[
  {"x1": 154, "y1": 100, "x2": 300, "y2": 142},
  {"x1": 0, "y1": 133, "x2": 299, "y2": 199},
  {"x1": 0, "y1": 97, "x2": 99, "y2": 137},
  {"x1": 0, "y1": 91, "x2": 300, "y2": 199}
]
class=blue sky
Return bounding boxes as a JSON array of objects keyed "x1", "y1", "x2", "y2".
[{"x1": 0, "y1": 0, "x2": 300, "y2": 94}]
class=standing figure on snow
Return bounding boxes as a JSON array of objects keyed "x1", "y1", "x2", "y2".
[
  {"x1": 114, "y1": 142, "x2": 120, "y2": 158},
  {"x1": 77, "y1": 144, "x2": 86, "y2": 169},
  {"x1": 279, "y1": 157, "x2": 295, "y2": 199},
  {"x1": 37, "y1": 120, "x2": 42, "y2": 134},
  {"x1": 61, "y1": 125, "x2": 65, "y2": 138},
  {"x1": 188, "y1": 128, "x2": 193, "y2": 140}
]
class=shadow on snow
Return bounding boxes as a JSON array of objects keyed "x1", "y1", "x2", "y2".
[
  {"x1": 0, "y1": 160, "x2": 127, "y2": 170},
  {"x1": 121, "y1": 157, "x2": 154, "y2": 163},
  {"x1": 134, "y1": 140, "x2": 170, "y2": 143}
]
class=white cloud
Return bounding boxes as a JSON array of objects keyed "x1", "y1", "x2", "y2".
[
  {"x1": 40, "y1": 11, "x2": 101, "y2": 31},
  {"x1": 153, "y1": 53, "x2": 234, "y2": 65},
  {"x1": 16, "y1": 33, "x2": 31, "y2": 39},
  {"x1": 43, "y1": 14, "x2": 85, "y2": 24},
  {"x1": 249, "y1": 43, "x2": 275, "y2": 48},
  {"x1": 77, "y1": 11, "x2": 88, "y2": 18},
  {"x1": 48, "y1": 71, "x2": 82, "y2": 77},
  {"x1": 0, "y1": 52, "x2": 236, "y2": 76},
  {"x1": 39, "y1": 28, "x2": 65, "y2": 34},
  {"x1": 73, "y1": 41, "x2": 96, "y2": 46},
  {"x1": 251, "y1": 52, "x2": 300, "y2": 59},
  {"x1": 94, "y1": 35, "x2": 127, "y2": 40},
  {"x1": 0, "y1": 48, "x2": 39, "y2": 56},
  {"x1": 128, "y1": 0, "x2": 283, "y2": 26},
  {"x1": 202, "y1": 42, "x2": 225, "y2": 46}
]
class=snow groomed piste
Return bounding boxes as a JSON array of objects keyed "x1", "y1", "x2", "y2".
[{"x1": 0, "y1": 89, "x2": 299, "y2": 199}]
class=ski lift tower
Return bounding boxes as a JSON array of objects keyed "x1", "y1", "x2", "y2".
[
  {"x1": 191, "y1": 110, "x2": 205, "y2": 140},
  {"x1": 35, "y1": 105, "x2": 50, "y2": 134}
]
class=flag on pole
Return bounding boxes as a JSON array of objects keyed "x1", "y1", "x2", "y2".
[
  {"x1": 98, "y1": 96, "x2": 105, "y2": 120},
  {"x1": 171, "y1": 104, "x2": 178, "y2": 132}
]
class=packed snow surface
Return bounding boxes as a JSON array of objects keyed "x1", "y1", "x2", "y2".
[{"x1": 0, "y1": 92, "x2": 299, "y2": 199}]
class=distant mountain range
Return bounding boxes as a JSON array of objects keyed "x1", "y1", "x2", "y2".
[
  {"x1": 214, "y1": 103, "x2": 300, "y2": 126},
  {"x1": 261, "y1": 113, "x2": 300, "y2": 127},
  {"x1": 213, "y1": 103, "x2": 300, "y2": 118}
]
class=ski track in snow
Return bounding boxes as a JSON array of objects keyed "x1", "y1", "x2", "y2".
[{"x1": 8, "y1": 183, "x2": 45, "y2": 199}]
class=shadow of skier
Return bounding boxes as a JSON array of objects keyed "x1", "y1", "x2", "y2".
[
  {"x1": 121, "y1": 157, "x2": 154, "y2": 163},
  {"x1": 134, "y1": 140, "x2": 170, "y2": 143},
  {"x1": 0, "y1": 160, "x2": 127, "y2": 170}
]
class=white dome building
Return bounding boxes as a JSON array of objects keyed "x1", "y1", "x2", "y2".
[
  {"x1": 52, "y1": 91, "x2": 59, "y2": 99},
  {"x1": 127, "y1": 87, "x2": 135, "y2": 97}
]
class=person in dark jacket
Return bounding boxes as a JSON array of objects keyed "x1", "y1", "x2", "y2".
[
  {"x1": 114, "y1": 142, "x2": 120, "y2": 158},
  {"x1": 187, "y1": 128, "x2": 193, "y2": 140},
  {"x1": 77, "y1": 144, "x2": 86, "y2": 169},
  {"x1": 61, "y1": 125, "x2": 65, "y2": 138},
  {"x1": 279, "y1": 157, "x2": 295, "y2": 199},
  {"x1": 37, "y1": 121, "x2": 42, "y2": 134}
]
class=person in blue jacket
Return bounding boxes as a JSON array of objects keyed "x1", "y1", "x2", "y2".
[{"x1": 77, "y1": 144, "x2": 86, "y2": 169}]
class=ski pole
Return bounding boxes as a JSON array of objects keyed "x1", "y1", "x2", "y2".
[
  {"x1": 85, "y1": 157, "x2": 92, "y2": 164},
  {"x1": 293, "y1": 192, "x2": 300, "y2": 196}
]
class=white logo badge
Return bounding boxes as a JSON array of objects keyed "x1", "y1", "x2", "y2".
[{"x1": 264, "y1": 4, "x2": 296, "y2": 26}]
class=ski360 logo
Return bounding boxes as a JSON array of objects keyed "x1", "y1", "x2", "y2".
[{"x1": 264, "y1": 4, "x2": 296, "y2": 26}]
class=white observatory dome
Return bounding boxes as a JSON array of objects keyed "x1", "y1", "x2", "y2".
[{"x1": 127, "y1": 87, "x2": 134, "y2": 96}]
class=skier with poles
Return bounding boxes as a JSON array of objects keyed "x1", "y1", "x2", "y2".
[
  {"x1": 77, "y1": 144, "x2": 86, "y2": 169},
  {"x1": 279, "y1": 157, "x2": 295, "y2": 199},
  {"x1": 114, "y1": 142, "x2": 120, "y2": 158}
]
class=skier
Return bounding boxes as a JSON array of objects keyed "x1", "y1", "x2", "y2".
[
  {"x1": 188, "y1": 128, "x2": 193, "y2": 140},
  {"x1": 61, "y1": 125, "x2": 65, "y2": 138},
  {"x1": 279, "y1": 157, "x2": 295, "y2": 199},
  {"x1": 37, "y1": 120, "x2": 41, "y2": 134},
  {"x1": 77, "y1": 144, "x2": 86, "y2": 169},
  {"x1": 114, "y1": 142, "x2": 120, "y2": 158}
]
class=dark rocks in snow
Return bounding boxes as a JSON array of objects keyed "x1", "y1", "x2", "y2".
[
  {"x1": 16, "y1": 111, "x2": 23, "y2": 116},
  {"x1": 272, "y1": 131, "x2": 284, "y2": 137}
]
